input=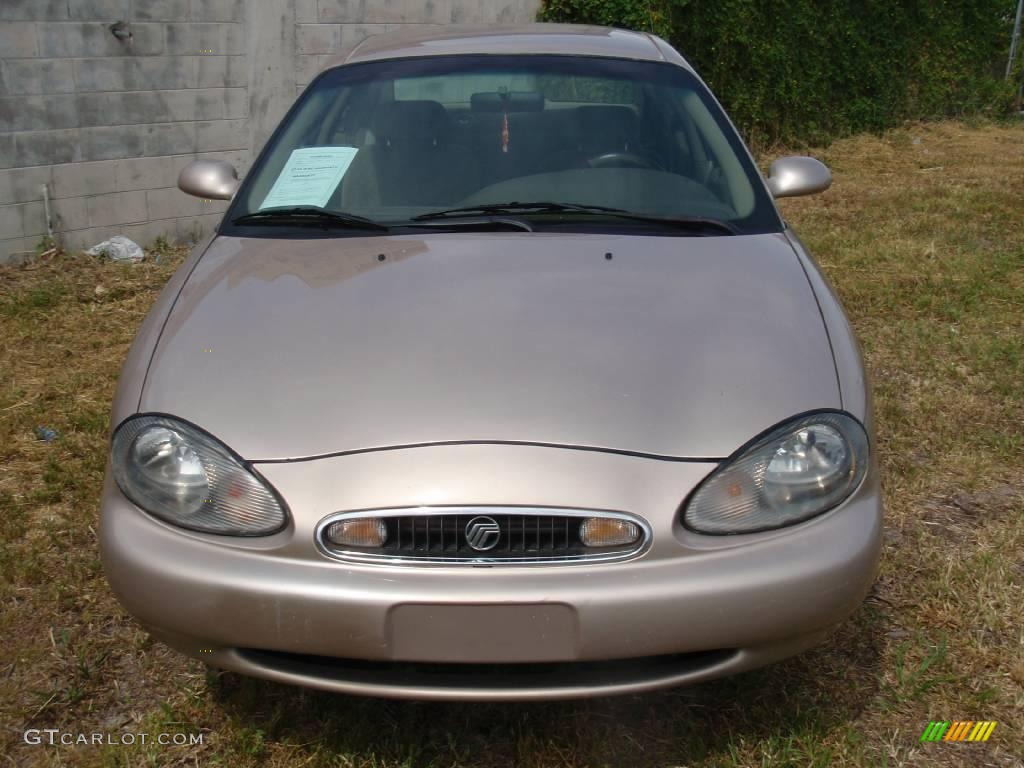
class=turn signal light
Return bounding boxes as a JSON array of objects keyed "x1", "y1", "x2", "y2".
[
  {"x1": 579, "y1": 518, "x2": 640, "y2": 547},
  {"x1": 325, "y1": 518, "x2": 387, "y2": 547}
]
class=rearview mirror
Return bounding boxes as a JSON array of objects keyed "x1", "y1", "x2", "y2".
[
  {"x1": 178, "y1": 159, "x2": 240, "y2": 200},
  {"x1": 766, "y1": 156, "x2": 832, "y2": 199}
]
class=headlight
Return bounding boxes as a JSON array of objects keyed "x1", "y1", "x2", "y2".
[
  {"x1": 683, "y1": 412, "x2": 869, "y2": 534},
  {"x1": 111, "y1": 415, "x2": 288, "y2": 535}
]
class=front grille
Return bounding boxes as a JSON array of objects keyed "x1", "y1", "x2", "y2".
[
  {"x1": 393, "y1": 514, "x2": 574, "y2": 555},
  {"x1": 316, "y1": 507, "x2": 649, "y2": 565}
]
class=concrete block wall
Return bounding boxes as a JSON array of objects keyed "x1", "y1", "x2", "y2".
[
  {"x1": 0, "y1": 0, "x2": 540, "y2": 263},
  {"x1": 0, "y1": 1, "x2": 250, "y2": 261}
]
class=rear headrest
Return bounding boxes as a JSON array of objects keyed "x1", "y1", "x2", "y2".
[
  {"x1": 574, "y1": 105, "x2": 640, "y2": 150},
  {"x1": 373, "y1": 100, "x2": 447, "y2": 147},
  {"x1": 471, "y1": 91, "x2": 545, "y2": 113}
]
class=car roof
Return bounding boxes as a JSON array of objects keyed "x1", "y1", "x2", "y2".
[{"x1": 319, "y1": 23, "x2": 692, "y2": 72}]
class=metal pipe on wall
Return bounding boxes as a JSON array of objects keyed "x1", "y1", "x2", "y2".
[{"x1": 1009, "y1": 0, "x2": 1024, "y2": 80}]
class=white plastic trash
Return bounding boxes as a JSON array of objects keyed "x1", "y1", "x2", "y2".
[{"x1": 85, "y1": 235, "x2": 144, "y2": 263}]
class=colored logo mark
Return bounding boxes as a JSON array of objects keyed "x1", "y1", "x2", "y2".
[{"x1": 920, "y1": 721, "x2": 997, "y2": 742}]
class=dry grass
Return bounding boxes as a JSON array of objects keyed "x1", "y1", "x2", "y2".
[{"x1": 1, "y1": 121, "x2": 1022, "y2": 767}]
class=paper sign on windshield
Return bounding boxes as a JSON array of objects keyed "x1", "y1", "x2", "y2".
[{"x1": 259, "y1": 147, "x2": 359, "y2": 210}]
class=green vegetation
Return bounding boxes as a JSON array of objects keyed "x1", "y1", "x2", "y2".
[
  {"x1": 541, "y1": 0, "x2": 672, "y2": 37},
  {"x1": 1, "y1": 122, "x2": 1022, "y2": 766},
  {"x1": 539, "y1": 0, "x2": 1021, "y2": 144}
]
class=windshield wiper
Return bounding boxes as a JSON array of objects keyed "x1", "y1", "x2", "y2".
[
  {"x1": 232, "y1": 207, "x2": 389, "y2": 231},
  {"x1": 403, "y1": 216, "x2": 533, "y2": 233},
  {"x1": 412, "y1": 202, "x2": 736, "y2": 235},
  {"x1": 412, "y1": 201, "x2": 624, "y2": 220}
]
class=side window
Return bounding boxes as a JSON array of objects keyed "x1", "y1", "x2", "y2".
[
  {"x1": 672, "y1": 129, "x2": 694, "y2": 174},
  {"x1": 679, "y1": 90, "x2": 755, "y2": 216},
  {"x1": 698, "y1": 132, "x2": 728, "y2": 201}
]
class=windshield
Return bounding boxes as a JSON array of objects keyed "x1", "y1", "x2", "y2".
[{"x1": 225, "y1": 55, "x2": 781, "y2": 235}]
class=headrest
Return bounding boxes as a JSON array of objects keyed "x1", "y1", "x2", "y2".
[
  {"x1": 471, "y1": 91, "x2": 545, "y2": 113},
  {"x1": 373, "y1": 100, "x2": 447, "y2": 147}
]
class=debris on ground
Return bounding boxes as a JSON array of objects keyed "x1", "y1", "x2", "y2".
[
  {"x1": 85, "y1": 235, "x2": 144, "y2": 263},
  {"x1": 34, "y1": 426, "x2": 59, "y2": 442}
]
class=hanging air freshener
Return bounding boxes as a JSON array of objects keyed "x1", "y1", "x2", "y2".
[{"x1": 501, "y1": 108, "x2": 510, "y2": 153}]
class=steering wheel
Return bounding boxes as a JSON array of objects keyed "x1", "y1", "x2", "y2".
[{"x1": 586, "y1": 152, "x2": 661, "y2": 170}]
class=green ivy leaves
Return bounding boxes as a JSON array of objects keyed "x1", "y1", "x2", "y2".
[{"x1": 538, "y1": 0, "x2": 1019, "y2": 145}]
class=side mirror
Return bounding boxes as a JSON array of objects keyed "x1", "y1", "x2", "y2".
[
  {"x1": 766, "y1": 156, "x2": 832, "y2": 199},
  {"x1": 178, "y1": 159, "x2": 240, "y2": 200}
]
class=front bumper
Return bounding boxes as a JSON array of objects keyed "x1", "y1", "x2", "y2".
[{"x1": 100, "y1": 443, "x2": 882, "y2": 700}]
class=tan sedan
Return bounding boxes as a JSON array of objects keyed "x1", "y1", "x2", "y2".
[{"x1": 101, "y1": 24, "x2": 881, "y2": 700}]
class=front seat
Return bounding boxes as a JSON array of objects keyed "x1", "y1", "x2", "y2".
[{"x1": 369, "y1": 100, "x2": 479, "y2": 207}]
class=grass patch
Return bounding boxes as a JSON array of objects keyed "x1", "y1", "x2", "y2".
[
  {"x1": 1, "y1": 121, "x2": 1022, "y2": 766},
  {"x1": 1, "y1": 283, "x2": 67, "y2": 317}
]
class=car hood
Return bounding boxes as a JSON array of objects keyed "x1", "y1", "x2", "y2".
[{"x1": 141, "y1": 232, "x2": 840, "y2": 460}]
